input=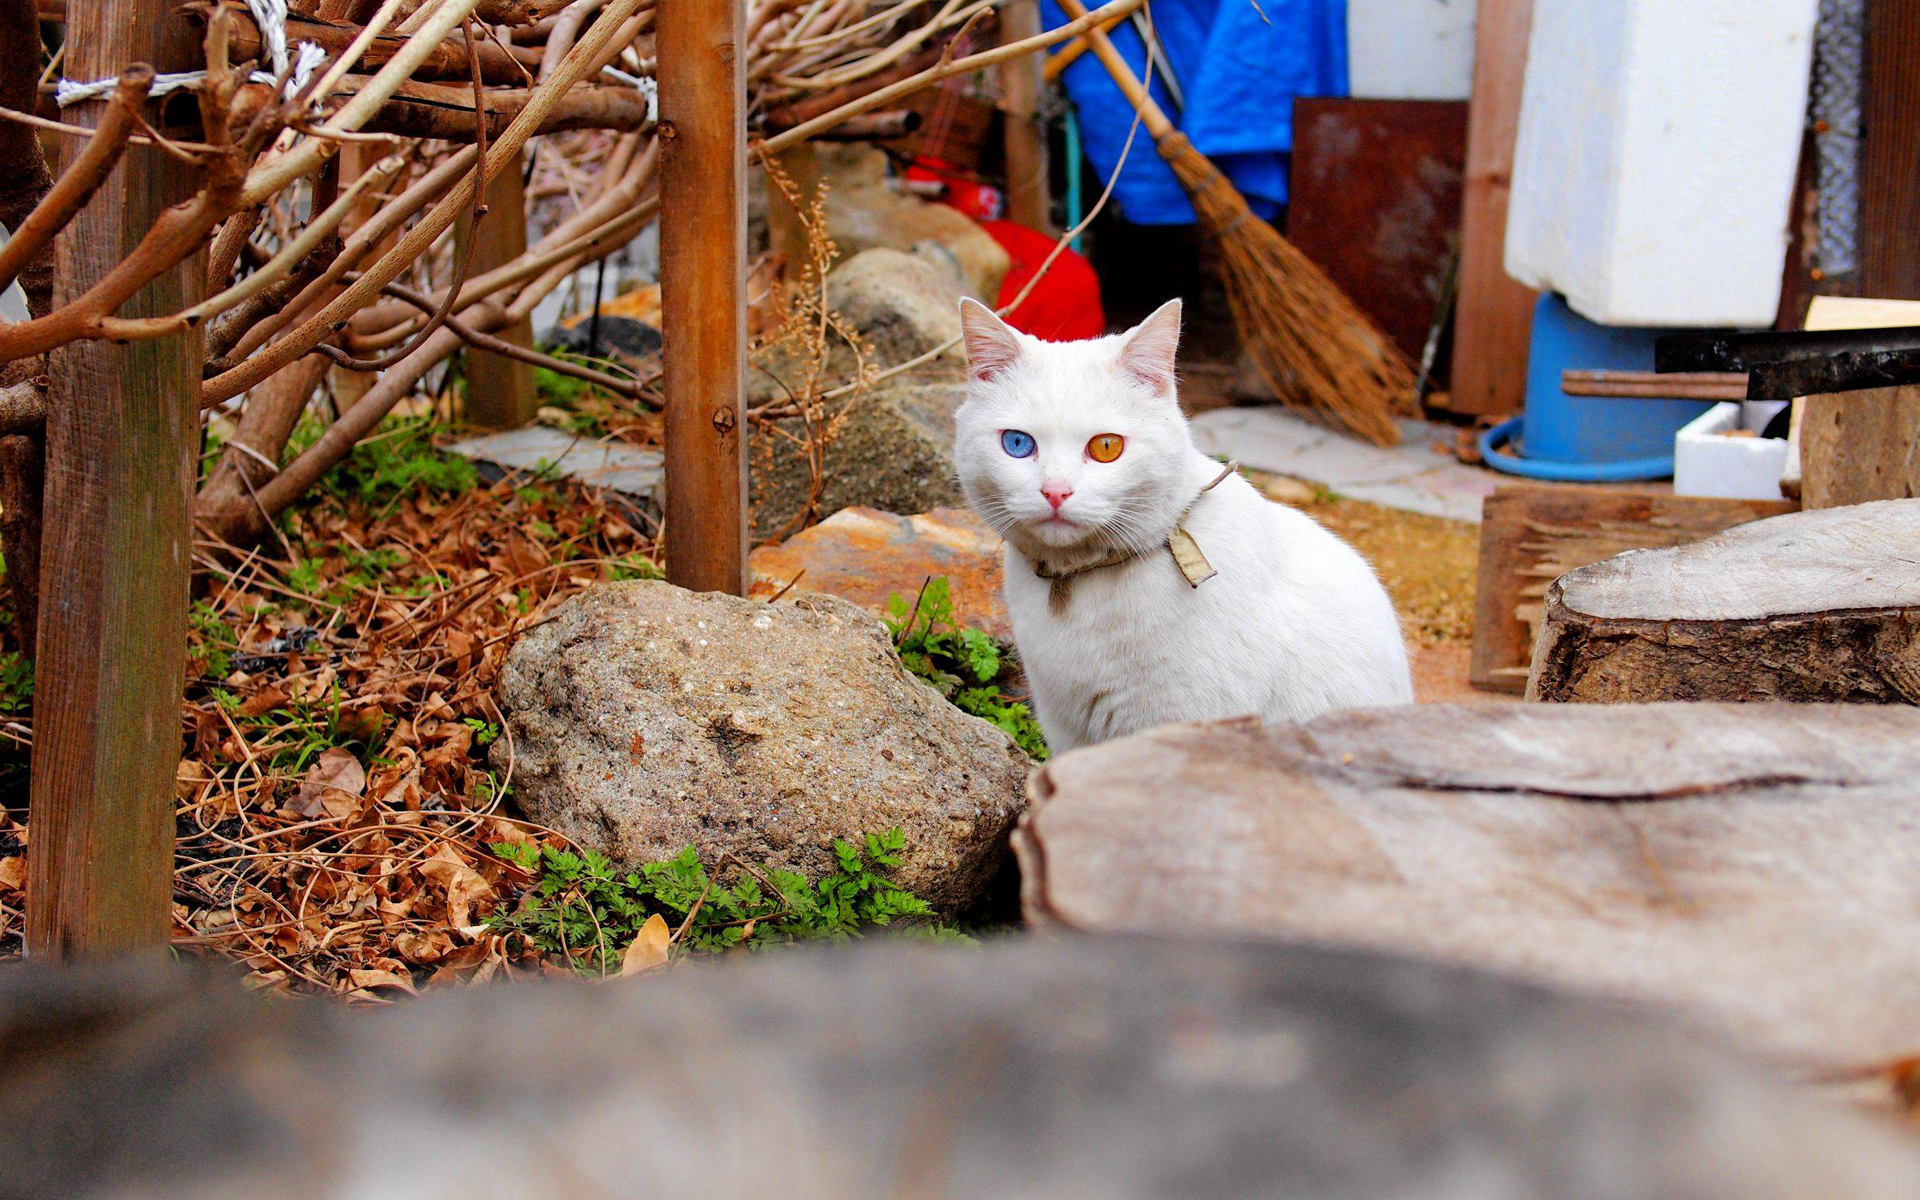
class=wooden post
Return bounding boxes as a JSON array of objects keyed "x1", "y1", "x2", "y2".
[
  {"x1": 28, "y1": 0, "x2": 204, "y2": 958},
  {"x1": 658, "y1": 0, "x2": 748, "y2": 594},
  {"x1": 1447, "y1": 0, "x2": 1537, "y2": 417},
  {"x1": 459, "y1": 165, "x2": 539, "y2": 428},
  {"x1": 999, "y1": 0, "x2": 1052, "y2": 232},
  {"x1": 1860, "y1": 1, "x2": 1920, "y2": 300}
]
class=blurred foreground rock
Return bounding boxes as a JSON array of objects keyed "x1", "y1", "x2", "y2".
[
  {"x1": 1018, "y1": 702, "x2": 1920, "y2": 1069},
  {"x1": 7, "y1": 937, "x2": 1919, "y2": 1199},
  {"x1": 495, "y1": 581, "x2": 1029, "y2": 911}
]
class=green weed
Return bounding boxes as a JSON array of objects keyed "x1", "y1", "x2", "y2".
[
  {"x1": 885, "y1": 577, "x2": 1048, "y2": 759},
  {"x1": 487, "y1": 827, "x2": 959, "y2": 975},
  {"x1": 286, "y1": 415, "x2": 479, "y2": 517}
]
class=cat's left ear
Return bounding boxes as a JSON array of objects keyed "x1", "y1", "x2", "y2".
[
  {"x1": 1117, "y1": 298, "x2": 1182, "y2": 393},
  {"x1": 959, "y1": 297, "x2": 1022, "y2": 382}
]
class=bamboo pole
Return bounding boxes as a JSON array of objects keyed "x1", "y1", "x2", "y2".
[
  {"x1": 659, "y1": 0, "x2": 748, "y2": 594},
  {"x1": 28, "y1": 0, "x2": 204, "y2": 959}
]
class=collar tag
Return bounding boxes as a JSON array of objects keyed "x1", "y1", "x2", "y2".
[{"x1": 1168, "y1": 525, "x2": 1217, "y2": 587}]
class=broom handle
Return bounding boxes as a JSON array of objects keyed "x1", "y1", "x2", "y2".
[{"x1": 1053, "y1": 0, "x2": 1179, "y2": 143}]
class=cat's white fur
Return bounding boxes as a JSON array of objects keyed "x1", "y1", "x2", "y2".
[{"x1": 953, "y1": 297, "x2": 1413, "y2": 752}]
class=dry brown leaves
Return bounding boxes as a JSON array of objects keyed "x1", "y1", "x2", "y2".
[{"x1": 157, "y1": 456, "x2": 667, "y2": 998}]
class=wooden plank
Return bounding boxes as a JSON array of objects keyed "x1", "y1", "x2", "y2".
[
  {"x1": 1446, "y1": 0, "x2": 1537, "y2": 417},
  {"x1": 458, "y1": 166, "x2": 538, "y2": 429},
  {"x1": 1860, "y1": 0, "x2": 1920, "y2": 300},
  {"x1": 658, "y1": 0, "x2": 747, "y2": 595},
  {"x1": 1468, "y1": 484, "x2": 1796, "y2": 693},
  {"x1": 1799, "y1": 384, "x2": 1920, "y2": 508},
  {"x1": 27, "y1": 0, "x2": 204, "y2": 958},
  {"x1": 999, "y1": 0, "x2": 1052, "y2": 232},
  {"x1": 1288, "y1": 98, "x2": 1467, "y2": 364}
]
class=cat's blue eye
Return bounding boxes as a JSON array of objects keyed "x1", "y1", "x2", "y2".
[{"x1": 1001, "y1": 429, "x2": 1036, "y2": 458}]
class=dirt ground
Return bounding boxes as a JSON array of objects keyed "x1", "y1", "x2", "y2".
[{"x1": 1244, "y1": 469, "x2": 1504, "y2": 705}]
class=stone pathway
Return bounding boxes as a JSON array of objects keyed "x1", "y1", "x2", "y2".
[{"x1": 1189, "y1": 406, "x2": 1499, "y2": 523}]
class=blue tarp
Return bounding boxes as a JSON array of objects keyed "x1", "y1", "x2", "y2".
[{"x1": 1041, "y1": 0, "x2": 1348, "y2": 225}]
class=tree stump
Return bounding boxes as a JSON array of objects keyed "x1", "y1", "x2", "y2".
[
  {"x1": 1527, "y1": 500, "x2": 1920, "y2": 703},
  {"x1": 1015, "y1": 702, "x2": 1920, "y2": 1069},
  {"x1": 7, "y1": 937, "x2": 1920, "y2": 1198}
]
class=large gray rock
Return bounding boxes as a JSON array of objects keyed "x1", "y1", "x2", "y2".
[
  {"x1": 819, "y1": 144, "x2": 1010, "y2": 299},
  {"x1": 825, "y1": 245, "x2": 970, "y2": 371},
  {"x1": 495, "y1": 581, "x2": 1029, "y2": 911},
  {"x1": 749, "y1": 247, "x2": 973, "y2": 537},
  {"x1": 751, "y1": 375, "x2": 967, "y2": 540},
  {"x1": 10, "y1": 937, "x2": 1920, "y2": 1198}
]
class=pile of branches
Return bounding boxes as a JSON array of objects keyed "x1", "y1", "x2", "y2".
[{"x1": 0, "y1": 0, "x2": 1138, "y2": 642}]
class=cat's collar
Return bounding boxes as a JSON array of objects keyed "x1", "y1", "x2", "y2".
[{"x1": 1029, "y1": 461, "x2": 1237, "y2": 613}]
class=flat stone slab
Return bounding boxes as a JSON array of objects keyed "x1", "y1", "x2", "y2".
[
  {"x1": 1017, "y1": 702, "x2": 1920, "y2": 1070},
  {"x1": 748, "y1": 506, "x2": 1011, "y2": 640},
  {"x1": 1190, "y1": 406, "x2": 1497, "y2": 523},
  {"x1": 10, "y1": 938, "x2": 1920, "y2": 1198},
  {"x1": 444, "y1": 426, "x2": 664, "y2": 500}
]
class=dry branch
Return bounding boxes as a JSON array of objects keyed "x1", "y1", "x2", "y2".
[{"x1": 0, "y1": 0, "x2": 1119, "y2": 555}]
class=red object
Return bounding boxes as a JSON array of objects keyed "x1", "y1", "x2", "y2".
[
  {"x1": 983, "y1": 220, "x2": 1106, "y2": 342},
  {"x1": 904, "y1": 155, "x2": 1005, "y2": 222}
]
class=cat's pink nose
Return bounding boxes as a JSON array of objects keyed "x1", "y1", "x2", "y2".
[{"x1": 1041, "y1": 480, "x2": 1074, "y2": 510}]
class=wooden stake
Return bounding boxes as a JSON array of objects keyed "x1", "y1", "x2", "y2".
[
  {"x1": 999, "y1": 0, "x2": 1052, "y2": 233},
  {"x1": 1448, "y1": 0, "x2": 1538, "y2": 417},
  {"x1": 459, "y1": 164, "x2": 539, "y2": 428},
  {"x1": 28, "y1": 0, "x2": 204, "y2": 958},
  {"x1": 659, "y1": 0, "x2": 747, "y2": 595}
]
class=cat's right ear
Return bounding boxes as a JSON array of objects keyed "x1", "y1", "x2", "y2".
[{"x1": 959, "y1": 298, "x2": 1021, "y2": 383}]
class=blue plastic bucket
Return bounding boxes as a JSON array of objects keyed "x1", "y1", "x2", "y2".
[{"x1": 1481, "y1": 293, "x2": 1715, "y2": 482}]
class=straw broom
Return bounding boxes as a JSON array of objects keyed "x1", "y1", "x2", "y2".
[{"x1": 1054, "y1": 0, "x2": 1417, "y2": 446}]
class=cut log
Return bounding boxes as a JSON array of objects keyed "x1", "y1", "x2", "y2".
[
  {"x1": 1528, "y1": 500, "x2": 1920, "y2": 703},
  {"x1": 1469, "y1": 483, "x2": 1795, "y2": 693},
  {"x1": 1016, "y1": 702, "x2": 1920, "y2": 1069},
  {"x1": 7, "y1": 938, "x2": 1920, "y2": 1198}
]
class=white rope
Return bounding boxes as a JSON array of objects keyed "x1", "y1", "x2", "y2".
[
  {"x1": 599, "y1": 67, "x2": 658, "y2": 124},
  {"x1": 56, "y1": 0, "x2": 324, "y2": 106}
]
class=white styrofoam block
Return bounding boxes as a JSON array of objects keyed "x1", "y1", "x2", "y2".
[
  {"x1": 1347, "y1": 0, "x2": 1477, "y2": 101},
  {"x1": 1674, "y1": 403, "x2": 1792, "y2": 500},
  {"x1": 1503, "y1": 0, "x2": 1817, "y2": 327}
]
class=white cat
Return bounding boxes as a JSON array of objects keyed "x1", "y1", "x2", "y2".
[{"x1": 953, "y1": 297, "x2": 1414, "y2": 753}]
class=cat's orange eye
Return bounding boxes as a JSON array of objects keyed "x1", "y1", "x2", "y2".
[{"x1": 1087, "y1": 433, "x2": 1125, "y2": 463}]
